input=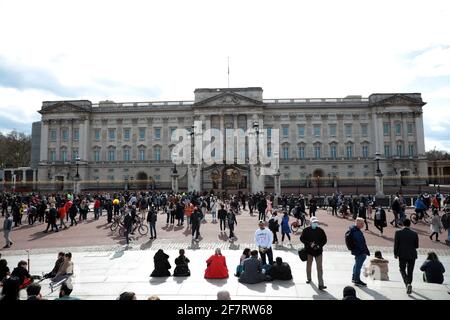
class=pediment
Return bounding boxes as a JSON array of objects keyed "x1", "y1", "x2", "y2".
[
  {"x1": 193, "y1": 92, "x2": 265, "y2": 108},
  {"x1": 371, "y1": 94, "x2": 423, "y2": 107},
  {"x1": 39, "y1": 100, "x2": 92, "y2": 114}
]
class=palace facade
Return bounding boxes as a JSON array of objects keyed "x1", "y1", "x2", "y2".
[{"x1": 32, "y1": 87, "x2": 428, "y2": 193}]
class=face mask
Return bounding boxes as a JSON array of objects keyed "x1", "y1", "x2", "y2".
[{"x1": 311, "y1": 223, "x2": 318, "y2": 229}]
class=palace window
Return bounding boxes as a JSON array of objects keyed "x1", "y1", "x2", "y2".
[
  {"x1": 282, "y1": 146, "x2": 289, "y2": 159},
  {"x1": 314, "y1": 145, "x2": 321, "y2": 159},
  {"x1": 330, "y1": 144, "x2": 337, "y2": 159},
  {"x1": 345, "y1": 124, "x2": 352, "y2": 137},
  {"x1": 50, "y1": 129, "x2": 56, "y2": 142},
  {"x1": 139, "y1": 128, "x2": 146, "y2": 141},
  {"x1": 123, "y1": 148, "x2": 130, "y2": 161},
  {"x1": 361, "y1": 124, "x2": 368, "y2": 137},
  {"x1": 408, "y1": 144, "x2": 414, "y2": 157},
  {"x1": 154, "y1": 128, "x2": 161, "y2": 140},
  {"x1": 346, "y1": 145, "x2": 353, "y2": 158},
  {"x1": 108, "y1": 129, "x2": 116, "y2": 141},
  {"x1": 62, "y1": 129, "x2": 68, "y2": 142},
  {"x1": 395, "y1": 123, "x2": 402, "y2": 136},
  {"x1": 407, "y1": 123, "x2": 414, "y2": 135},
  {"x1": 313, "y1": 125, "x2": 321, "y2": 137},
  {"x1": 94, "y1": 149, "x2": 100, "y2": 162},
  {"x1": 396, "y1": 144, "x2": 403, "y2": 157},
  {"x1": 154, "y1": 146, "x2": 161, "y2": 161},
  {"x1": 60, "y1": 148, "x2": 67, "y2": 162},
  {"x1": 383, "y1": 123, "x2": 390, "y2": 136},
  {"x1": 362, "y1": 145, "x2": 369, "y2": 158},
  {"x1": 49, "y1": 149, "x2": 56, "y2": 162},
  {"x1": 73, "y1": 128, "x2": 79, "y2": 141},
  {"x1": 139, "y1": 149, "x2": 146, "y2": 161},
  {"x1": 94, "y1": 129, "x2": 101, "y2": 141},
  {"x1": 298, "y1": 146, "x2": 305, "y2": 159},
  {"x1": 384, "y1": 145, "x2": 391, "y2": 157},
  {"x1": 108, "y1": 148, "x2": 116, "y2": 161},
  {"x1": 72, "y1": 148, "x2": 79, "y2": 160},
  {"x1": 282, "y1": 125, "x2": 289, "y2": 138},
  {"x1": 123, "y1": 128, "x2": 130, "y2": 141},
  {"x1": 329, "y1": 124, "x2": 336, "y2": 137},
  {"x1": 298, "y1": 125, "x2": 305, "y2": 137}
]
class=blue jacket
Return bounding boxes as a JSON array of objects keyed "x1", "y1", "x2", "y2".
[
  {"x1": 414, "y1": 199, "x2": 427, "y2": 210},
  {"x1": 281, "y1": 215, "x2": 291, "y2": 234},
  {"x1": 350, "y1": 225, "x2": 370, "y2": 256}
]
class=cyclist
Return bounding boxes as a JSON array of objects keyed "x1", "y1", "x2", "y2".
[{"x1": 414, "y1": 196, "x2": 427, "y2": 221}]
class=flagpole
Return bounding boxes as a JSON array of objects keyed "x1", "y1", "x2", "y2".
[{"x1": 227, "y1": 56, "x2": 230, "y2": 88}]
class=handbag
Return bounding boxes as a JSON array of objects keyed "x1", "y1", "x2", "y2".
[{"x1": 298, "y1": 247, "x2": 308, "y2": 262}]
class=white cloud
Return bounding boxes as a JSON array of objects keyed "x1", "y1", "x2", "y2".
[{"x1": 0, "y1": 0, "x2": 449, "y2": 149}]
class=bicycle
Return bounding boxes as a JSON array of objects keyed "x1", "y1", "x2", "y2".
[
  {"x1": 291, "y1": 216, "x2": 309, "y2": 233},
  {"x1": 119, "y1": 217, "x2": 149, "y2": 236},
  {"x1": 410, "y1": 210, "x2": 431, "y2": 225}
]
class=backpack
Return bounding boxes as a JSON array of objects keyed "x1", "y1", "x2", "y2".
[
  {"x1": 345, "y1": 228, "x2": 356, "y2": 251},
  {"x1": 268, "y1": 218, "x2": 279, "y2": 231},
  {"x1": 441, "y1": 213, "x2": 449, "y2": 230}
]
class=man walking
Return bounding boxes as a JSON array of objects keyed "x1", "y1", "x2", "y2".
[
  {"x1": 347, "y1": 217, "x2": 370, "y2": 286},
  {"x1": 191, "y1": 206, "x2": 203, "y2": 241},
  {"x1": 300, "y1": 216, "x2": 327, "y2": 290},
  {"x1": 123, "y1": 210, "x2": 133, "y2": 245},
  {"x1": 227, "y1": 209, "x2": 237, "y2": 240},
  {"x1": 3, "y1": 212, "x2": 13, "y2": 248},
  {"x1": 254, "y1": 220, "x2": 273, "y2": 265},
  {"x1": 218, "y1": 204, "x2": 227, "y2": 232},
  {"x1": 394, "y1": 218, "x2": 419, "y2": 294},
  {"x1": 44, "y1": 203, "x2": 59, "y2": 233}
]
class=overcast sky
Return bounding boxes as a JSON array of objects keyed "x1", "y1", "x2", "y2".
[{"x1": 0, "y1": 0, "x2": 449, "y2": 151}]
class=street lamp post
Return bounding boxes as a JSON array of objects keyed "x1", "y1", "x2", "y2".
[
  {"x1": 317, "y1": 176, "x2": 320, "y2": 197},
  {"x1": 74, "y1": 156, "x2": 80, "y2": 194},
  {"x1": 374, "y1": 152, "x2": 384, "y2": 197}
]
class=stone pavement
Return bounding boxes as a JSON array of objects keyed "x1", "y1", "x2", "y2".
[{"x1": 2, "y1": 244, "x2": 449, "y2": 300}]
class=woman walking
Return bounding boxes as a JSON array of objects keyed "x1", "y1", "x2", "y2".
[
  {"x1": 429, "y1": 210, "x2": 443, "y2": 242},
  {"x1": 280, "y1": 211, "x2": 292, "y2": 245}
]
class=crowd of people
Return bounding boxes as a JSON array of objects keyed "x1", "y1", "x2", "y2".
[{"x1": 0, "y1": 188, "x2": 449, "y2": 300}]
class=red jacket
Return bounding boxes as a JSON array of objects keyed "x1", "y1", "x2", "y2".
[
  {"x1": 58, "y1": 207, "x2": 66, "y2": 219},
  {"x1": 204, "y1": 254, "x2": 228, "y2": 279},
  {"x1": 94, "y1": 199, "x2": 101, "y2": 209}
]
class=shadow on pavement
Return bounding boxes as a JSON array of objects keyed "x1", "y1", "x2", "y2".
[
  {"x1": 310, "y1": 282, "x2": 338, "y2": 300},
  {"x1": 140, "y1": 240, "x2": 154, "y2": 250},
  {"x1": 271, "y1": 280, "x2": 295, "y2": 290},
  {"x1": 149, "y1": 277, "x2": 171, "y2": 284},
  {"x1": 238, "y1": 282, "x2": 266, "y2": 293},
  {"x1": 409, "y1": 291, "x2": 432, "y2": 300},
  {"x1": 110, "y1": 248, "x2": 126, "y2": 260},
  {"x1": 205, "y1": 278, "x2": 228, "y2": 287},
  {"x1": 174, "y1": 276, "x2": 189, "y2": 284},
  {"x1": 359, "y1": 285, "x2": 390, "y2": 300}
]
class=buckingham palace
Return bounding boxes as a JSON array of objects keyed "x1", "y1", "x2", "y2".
[{"x1": 31, "y1": 87, "x2": 428, "y2": 193}]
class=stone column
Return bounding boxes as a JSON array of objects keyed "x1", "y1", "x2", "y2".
[
  {"x1": 55, "y1": 120, "x2": 61, "y2": 160},
  {"x1": 171, "y1": 171, "x2": 179, "y2": 192},
  {"x1": 375, "y1": 172, "x2": 384, "y2": 197},
  {"x1": 40, "y1": 120, "x2": 49, "y2": 161},
  {"x1": 82, "y1": 118, "x2": 90, "y2": 162},
  {"x1": 68, "y1": 120, "x2": 73, "y2": 160},
  {"x1": 274, "y1": 170, "x2": 281, "y2": 198},
  {"x1": 415, "y1": 113, "x2": 425, "y2": 156}
]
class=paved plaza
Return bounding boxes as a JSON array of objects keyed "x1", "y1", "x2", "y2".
[
  {"x1": 1, "y1": 207, "x2": 449, "y2": 300},
  {"x1": 1, "y1": 245, "x2": 449, "y2": 300}
]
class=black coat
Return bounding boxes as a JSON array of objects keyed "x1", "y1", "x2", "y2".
[
  {"x1": 173, "y1": 256, "x2": 190, "y2": 277},
  {"x1": 151, "y1": 250, "x2": 171, "y2": 277},
  {"x1": 300, "y1": 226, "x2": 327, "y2": 256},
  {"x1": 218, "y1": 209, "x2": 227, "y2": 220},
  {"x1": 394, "y1": 228, "x2": 419, "y2": 260},
  {"x1": 268, "y1": 262, "x2": 292, "y2": 280}
]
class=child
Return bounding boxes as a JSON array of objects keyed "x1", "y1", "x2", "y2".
[
  {"x1": 363, "y1": 251, "x2": 389, "y2": 280},
  {"x1": 429, "y1": 210, "x2": 443, "y2": 242}
]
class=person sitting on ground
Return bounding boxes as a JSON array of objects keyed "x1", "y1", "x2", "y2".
[
  {"x1": 150, "y1": 249, "x2": 171, "y2": 277},
  {"x1": 0, "y1": 276, "x2": 20, "y2": 301},
  {"x1": 363, "y1": 251, "x2": 389, "y2": 281},
  {"x1": 11, "y1": 260, "x2": 33, "y2": 289},
  {"x1": 52, "y1": 252, "x2": 74, "y2": 285},
  {"x1": 173, "y1": 249, "x2": 190, "y2": 277},
  {"x1": 238, "y1": 250, "x2": 267, "y2": 284},
  {"x1": 118, "y1": 291, "x2": 137, "y2": 300},
  {"x1": 342, "y1": 286, "x2": 360, "y2": 300},
  {"x1": 217, "y1": 290, "x2": 231, "y2": 300},
  {"x1": 420, "y1": 252, "x2": 446, "y2": 284},
  {"x1": 235, "y1": 248, "x2": 251, "y2": 277},
  {"x1": 27, "y1": 283, "x2": 43, "y2": 300},
  {"x1": 43, "y1": 252, "x2": 65, "y2": 279},
  {"x1": 205, "y1": 248, "x2": 229, "y2": 279},
  {"x1": 268, "y1": 257, "x2": 293, "y2": 281},
  {"x1": 54, "y1": 281, "x2": 80, "y2": 300},
  {"x1": 0, "y1": 258, "x2": 10, "y2": 285}
]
